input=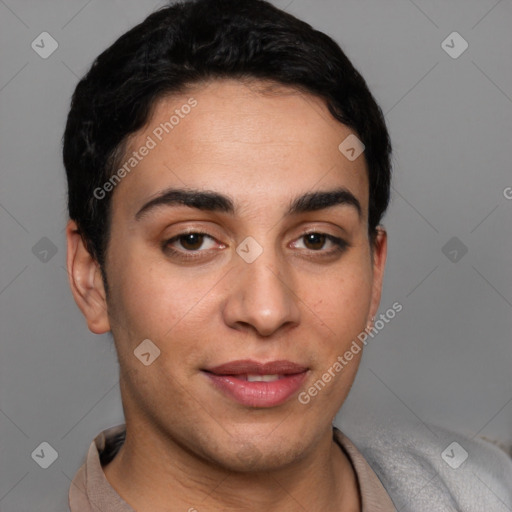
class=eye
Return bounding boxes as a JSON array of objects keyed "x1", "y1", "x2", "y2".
[
  {"x1": 163, "y1": 232, "x2": 222, "y2": 257},
  {"x1": 292, "y1": 232, "x2": 348, "y2": 254}
]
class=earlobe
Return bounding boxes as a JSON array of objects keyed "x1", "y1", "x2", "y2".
[{"x1": 66, "y1": 219, "x2": 111, "y2": 334}]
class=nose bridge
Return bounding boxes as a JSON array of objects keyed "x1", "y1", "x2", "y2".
[{"x1": 223, "y1": 235, "x2": 300, "y2": 337}]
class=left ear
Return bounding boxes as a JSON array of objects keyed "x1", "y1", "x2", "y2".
[{"x1": 368, "y1": 226, "x2": 387, "y2": 321}]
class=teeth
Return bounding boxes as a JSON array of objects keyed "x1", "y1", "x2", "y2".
[{"x1": 246, "y1": 374, "x2": 281, "y2": 382}]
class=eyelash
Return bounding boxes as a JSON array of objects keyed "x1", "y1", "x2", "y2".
[{"x1": 162, "y1": 231, "x2": 348, "y2": 261}]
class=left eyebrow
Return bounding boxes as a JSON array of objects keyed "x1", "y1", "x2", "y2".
[
  {"x1": 134, "y1": 186, "x2": 362, "y2": 221},
  {"x1": 287, "y1": 188, "x2": 362, "y2": 218}
]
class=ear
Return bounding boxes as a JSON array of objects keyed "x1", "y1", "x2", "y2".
[
  {"x1": 368, "y1": 226, "x2": 387, "y2": 322},
  {"x1": 65, "y1": 219, "x2": 111, "y2": 334}
]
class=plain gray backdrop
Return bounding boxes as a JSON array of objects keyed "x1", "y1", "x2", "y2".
[{"x1": 1, "y1": 0, "x2": 511, "y2": 510}]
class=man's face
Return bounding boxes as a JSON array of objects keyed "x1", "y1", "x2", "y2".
[{"x1": 95, "y1": 79, "x2": 386, "y2": 471}]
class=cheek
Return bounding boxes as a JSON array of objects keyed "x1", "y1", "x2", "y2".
[
  {"x1": 106, "y1": 247, "x2": 220, "y2": 359},
  {"x1": 308, "y1": 264, "x2": 373, "y2": 335},
  {"x1": 303, "y1": 267, "x2": 372, "y2": 404},
  {"x1": 107, "y1": 233, "x2": 373, "y2": 351}
]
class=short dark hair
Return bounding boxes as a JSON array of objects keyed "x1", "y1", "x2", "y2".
[{"x1": 63, "y1": 0, "x2": 392, "y2": 283}]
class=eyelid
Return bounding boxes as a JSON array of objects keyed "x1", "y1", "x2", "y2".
[
  {"x1": 165, "y1": 231, "x2": 223, "y2": 250},
  {"x1": 162, "y1": 228, "x2": 348, "y2": 263},
  {"x1": 290, "y1": 231, "x2": 348, "y2": 251}
]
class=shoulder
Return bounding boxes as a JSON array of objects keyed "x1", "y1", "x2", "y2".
[{"x1": 338, "y1": 415, "x2": 512, "y2": 512}]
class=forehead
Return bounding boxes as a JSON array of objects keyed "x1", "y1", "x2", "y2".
[{"x1": 112, "y1": 79, "x2": 369, "y2": 219}]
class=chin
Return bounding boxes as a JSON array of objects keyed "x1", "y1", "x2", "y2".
[{"x1": 206, "y1": 436, "x2": 308, "y2": 474}]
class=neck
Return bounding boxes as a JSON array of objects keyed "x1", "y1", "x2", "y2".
[{"x1": 103, "y1": 420, "x2": 360, "y2": 512}]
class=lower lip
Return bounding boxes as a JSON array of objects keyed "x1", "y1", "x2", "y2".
[{"x1": 203, "y1": 371, "x2": 308, "y2": 408}]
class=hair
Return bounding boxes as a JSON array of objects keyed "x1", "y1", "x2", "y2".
[{"x1": 63, "y1": 0, "x2": 392, "y2": 290}]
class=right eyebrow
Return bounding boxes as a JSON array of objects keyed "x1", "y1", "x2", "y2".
[{"x1": 135, "y1": 188, "x2": 235, "y2": 221}]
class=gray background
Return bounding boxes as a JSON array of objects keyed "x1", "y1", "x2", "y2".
[{"x1": 1, "y1": 0, "x2": 511, "y2": 510}]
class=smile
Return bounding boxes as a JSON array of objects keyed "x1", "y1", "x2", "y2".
[{"x1": 202, "y1": 359, "x2": 309, "y2": 407}]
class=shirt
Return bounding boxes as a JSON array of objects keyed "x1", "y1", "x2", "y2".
[{"x1": 68, "y1": 424, "x2": 396, "y2": 511}]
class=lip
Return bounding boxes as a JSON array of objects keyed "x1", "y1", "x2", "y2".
[
  {"x1": 202, "y1": 359, "x2": 309, "y2": 408},
  {"x1": 205, "y1": 359, "x2": 308, "y2": 375}
]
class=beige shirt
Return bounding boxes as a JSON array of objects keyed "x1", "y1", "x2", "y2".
[{"x1": 69, "y1": 424, "x2": 396, "y2": 511}]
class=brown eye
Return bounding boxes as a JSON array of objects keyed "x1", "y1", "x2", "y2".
[
  {"x1": 291, "y1": 232, "x2": 348, "y2": 256},
  {"x1": 303, "y1": 233, "x2": 327, "y2": 250},
  {"x1": 163, "y1": 231, "x2": 222, "y2": 261},
  {"x1": 178, "y1": 233, "x2": 206, "y2": 251}
]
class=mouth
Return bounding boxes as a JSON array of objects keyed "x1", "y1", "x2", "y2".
[
  {"x1": 202, "y1": 359, "x2": 309, "y2": 408},
  {"x1": 230, "y1": 374, "x2": 286, "y2": 382}
]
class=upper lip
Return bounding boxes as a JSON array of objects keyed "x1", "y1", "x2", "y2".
[{"x1": 204, "y1": 359, "x2": 308, "y2": 375}]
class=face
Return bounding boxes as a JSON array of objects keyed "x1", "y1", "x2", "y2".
[{"x1": 68, "y1": 79, "x2": 386, "y2": 472}]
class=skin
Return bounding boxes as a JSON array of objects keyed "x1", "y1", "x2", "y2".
[{"x1": 66, "y1": 79, "x2": 387, "y2": 512}]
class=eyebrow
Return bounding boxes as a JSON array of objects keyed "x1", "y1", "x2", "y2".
[{"x1": 134, "y1": 186, "x2": 362, "y2": 221}]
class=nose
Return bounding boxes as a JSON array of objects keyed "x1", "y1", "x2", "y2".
[{"x1": 222, "y1": 244, "x2": 301, "y2": 338}]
